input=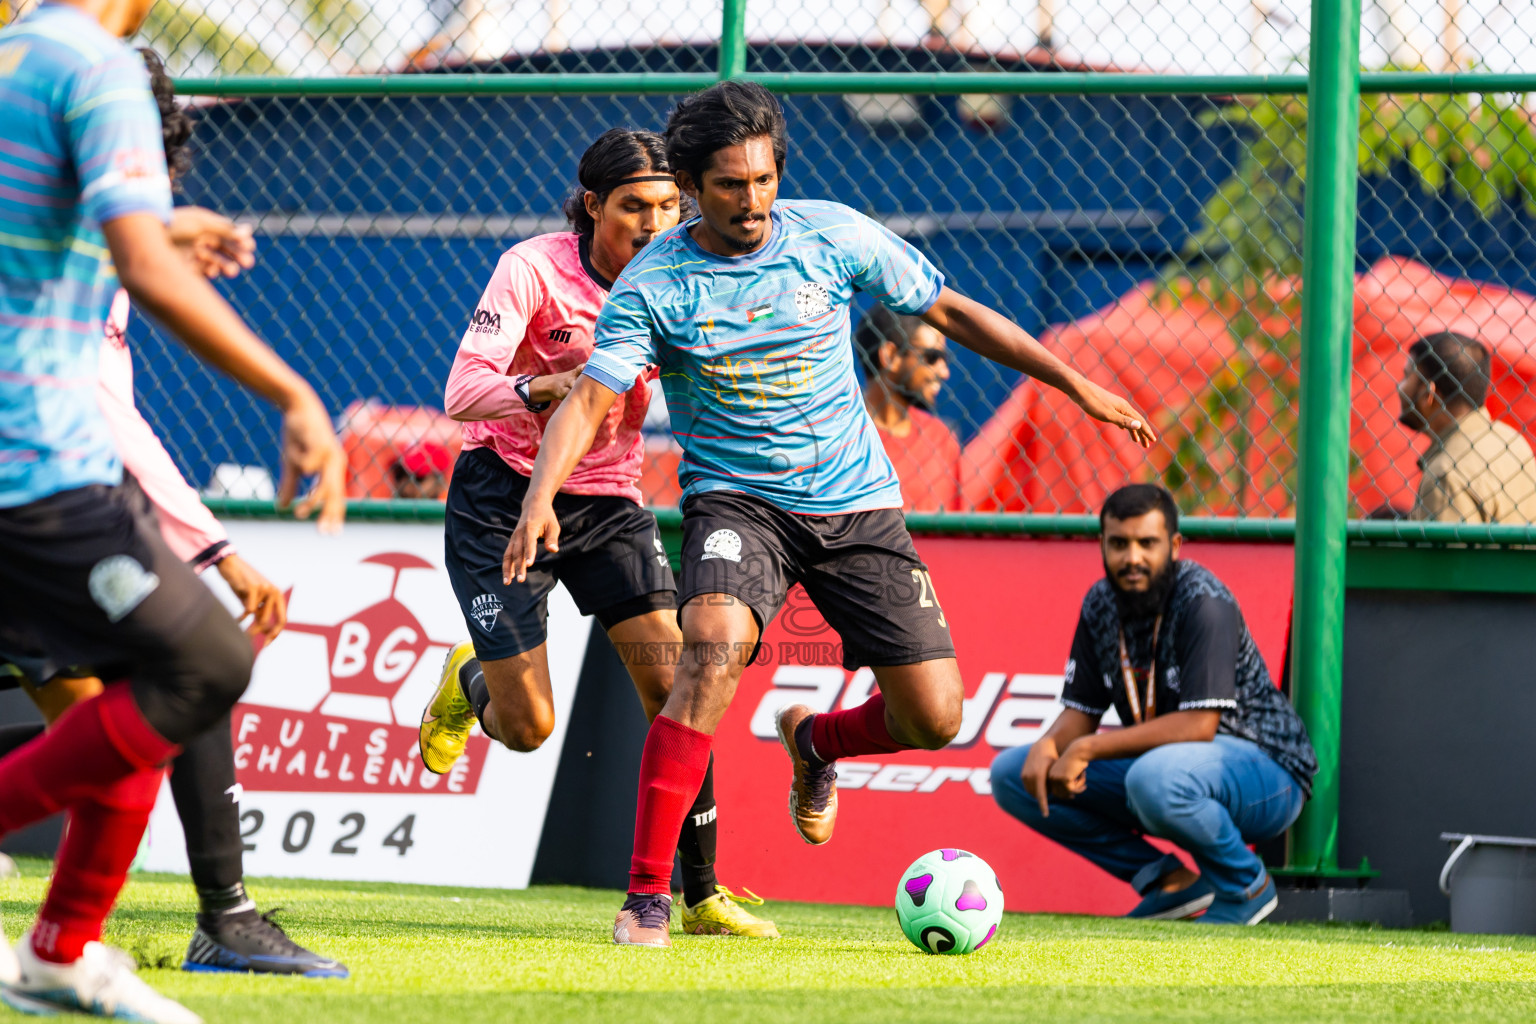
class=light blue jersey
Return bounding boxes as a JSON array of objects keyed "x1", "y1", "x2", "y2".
[
  {"x1": 586, "y1": 199, "x2": 944, "y2": 515},
  {"x1": 0, "y1": 4, "x2": 172, "y2": 508}
]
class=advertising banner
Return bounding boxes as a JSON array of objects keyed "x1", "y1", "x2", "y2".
[
  {"x1": 142, "y1": 521, "x2": 592, "y2": 888},
  {"x1": 711, "y1": 537, "x2": 1294, "y2": 914}
]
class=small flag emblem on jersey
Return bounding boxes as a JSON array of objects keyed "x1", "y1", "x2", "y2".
[{"x1": 747, "y1": 303, "x2": 774, "y2": 322}]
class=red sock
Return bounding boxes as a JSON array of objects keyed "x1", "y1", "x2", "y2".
[
  {"x1": 32, "y1": 765, "x2": 164, "y2": 964},
  {"x1": 810, "y1": 694, "x2": 912, "y2": 760},
  {"x1": 629, "y1": 716, "x2": 712, "y2": 896},
  {"x1": 0, "y1": 683, "x2": 176, "y2": 835}
]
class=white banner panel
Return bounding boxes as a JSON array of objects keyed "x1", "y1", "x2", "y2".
[{"x1": 142, "y1": 520, "x2": 592, "y2": 888}]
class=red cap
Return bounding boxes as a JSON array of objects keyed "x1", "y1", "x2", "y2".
[{"x1": 397, "y1": 441, "x2": 451, "y2": 478}]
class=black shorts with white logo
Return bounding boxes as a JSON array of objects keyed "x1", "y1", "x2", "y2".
[
  {"x1": 0, "y1": 480, "x2": 217, "y2": 687},
  {"x1": 677, "y1": 490, "x2": 956, "y2": 670},
  {"x1": 443, "y1": 448, "x2": 677, "y2": 660}
]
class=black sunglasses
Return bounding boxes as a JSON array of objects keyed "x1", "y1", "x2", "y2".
[{"x1": 912, "y1": 348, "x2": 948, "y2": 366}]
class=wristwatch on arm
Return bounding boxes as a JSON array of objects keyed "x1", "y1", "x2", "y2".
[{"x1": 513, "y1": 374, "x2": 550, "y2": 413}]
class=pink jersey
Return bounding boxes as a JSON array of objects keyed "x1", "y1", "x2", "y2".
[
  {"x1": 99, "y1": 289, "x2": 232, "y2": 572},
  {"x1": 444, "y1": 232, "x2": 651, "y2": 503}
]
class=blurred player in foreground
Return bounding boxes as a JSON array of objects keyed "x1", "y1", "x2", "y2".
[
  {"x1": 419, "y1": 129, "x2": 776, "y2": 938},
  {"x1": 0, "y1": 1, "x2": 346, "y2": 1019},
  {"x1": 990, "y1": 485, "x2": 1316, "y2": 925},
  {"x1": 0, "y1": 47, "x2": 346, "y2": 980},
  {"x1": 505, "y1": 82, "x2": 1155, "y2": 947}
]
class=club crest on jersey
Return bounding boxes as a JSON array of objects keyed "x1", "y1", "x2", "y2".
[
  {"x1": 470, "y1": 593, "x2": 504, "y2": 632},
  {"x1": 88, "y1": 555, "x2": 160, "y2": 623},
  {"x1": 795, "y1": 282, "x2": 831, "y2": 320},
  {"x1": 701, "y1": 529, "x2": 743, "y2": 563},
  {"x1": 549, "y1": 328, "x2": 573, "y2": 345},
  {"x1": 746, "y1": 303, "x2": 774, "y2": 323}
]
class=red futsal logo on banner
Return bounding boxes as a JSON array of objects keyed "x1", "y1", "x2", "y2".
[{"x1": 234, "y1": 553, "x2": 488, "y2": 796}]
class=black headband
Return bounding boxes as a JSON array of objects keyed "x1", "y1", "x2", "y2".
[{"x1": 590, "y1": 173, "x2": 676, "y2": 193}]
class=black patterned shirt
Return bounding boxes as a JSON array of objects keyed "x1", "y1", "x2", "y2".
[{"x1": 1060, "y1": 560, "x2": 1317, "y2": 795}]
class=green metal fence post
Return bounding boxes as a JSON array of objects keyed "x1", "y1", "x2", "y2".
[
  {"x1": 1287, "y1": 0, "x2": 1362, "y2": 874},
  {"x1": 719, "y1": 0, "x2": 748, "y2": 80}
]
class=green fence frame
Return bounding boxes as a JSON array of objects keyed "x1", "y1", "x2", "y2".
[{"x1": 180, "y1": 0, "x2": 1527, "y2": 882}]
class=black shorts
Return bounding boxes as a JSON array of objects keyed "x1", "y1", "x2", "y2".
[
  {"x1": 678, "y1": 490, "x2": 956, "y2": 670},
  {"x1": 0, "y1": 482, "x2": 218, "y2": 687},
  {"x1": 444, "y1": 448, "x2": 676, "y2": 660}
]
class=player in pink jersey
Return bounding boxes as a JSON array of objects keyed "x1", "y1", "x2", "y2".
[{"x1": 419, "y1": 129, "x2": 776, "y2": 938}]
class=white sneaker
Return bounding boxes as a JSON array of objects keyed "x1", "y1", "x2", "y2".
[{"x1": 2, "y1": 933, "x2": 201, "y2": 1023}]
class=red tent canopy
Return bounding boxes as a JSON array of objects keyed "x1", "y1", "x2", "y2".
[{"x1": 960, "y1": 258, "x2": 1536, "y2": 517}]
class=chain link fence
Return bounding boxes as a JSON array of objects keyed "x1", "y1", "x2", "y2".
[{"x1": 8, "y1": 0, "x2": 1536, "y2": 522}]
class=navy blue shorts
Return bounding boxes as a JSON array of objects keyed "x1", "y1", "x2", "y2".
[{"x1": 443, "y1": 449, "x2": 676, "y2": 660}]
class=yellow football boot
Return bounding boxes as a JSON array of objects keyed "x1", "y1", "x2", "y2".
[
  {"x1": 680, "y1": 886, "x2": 781, "y2": 937},
  {"x1": 419, "y1": 642, "x2": 480, "y2": 775}
]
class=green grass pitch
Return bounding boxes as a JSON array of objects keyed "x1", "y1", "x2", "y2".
[{"x1": 1, "y1": 857, "x2": 1534, "y2": 1023}]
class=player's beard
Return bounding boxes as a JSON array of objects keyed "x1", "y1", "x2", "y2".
[
  {"x1": 1106, "y1": 556, "x2": 1178, "y2": 620},
  {"x1": 725, "y1": 213, "x2": 768, "y2": 252}
]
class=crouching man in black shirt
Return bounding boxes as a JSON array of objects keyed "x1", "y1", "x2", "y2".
[{"x1": 990, "y1": 485, "x2": 1316, "y2": 925}]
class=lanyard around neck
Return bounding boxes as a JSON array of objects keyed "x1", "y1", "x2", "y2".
[{"x1": 1117, "y1": 614, "x2": 1162, "y2": 725}]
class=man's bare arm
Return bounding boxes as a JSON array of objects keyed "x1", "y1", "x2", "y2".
[
  {"x1": 102, "y1": 213, "x2": 345, "y2": 531},
  {"x1": 921, "y1": 286, "x2": 1157, "y2": 448},
  {"x1": 503, "y1": 375, "x2": 621, "y2": 583}
]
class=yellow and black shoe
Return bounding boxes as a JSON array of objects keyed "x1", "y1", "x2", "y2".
[
  {"x1": 680, "y1": 886, "x2": 781, "y2": 937},
  {"x1": 419, "y1": 642, "x2": 479, "y2": 775}
]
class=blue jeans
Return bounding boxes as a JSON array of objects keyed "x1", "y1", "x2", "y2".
[{"x1": 990, "y1": 735, "x2": 1305, "y2": 901}]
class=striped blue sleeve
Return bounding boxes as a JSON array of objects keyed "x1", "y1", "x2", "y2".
[
  {"x1": 849, "y1": 211, "x2": 945, "y2": 316},
  {"x1": 66, "y1": 49, "x2": 172, "y2": 226},
  {"x1": 586, "y1": 276, "x2": 658, "y2": 395}
]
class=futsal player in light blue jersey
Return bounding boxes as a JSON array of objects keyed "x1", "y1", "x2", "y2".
[
  {"x1": 506, "y1": 82, "x2": 1156, "y2": 948},
  {"x1": 0, "y1": 1, "x2": 343, "y2": 1017}
]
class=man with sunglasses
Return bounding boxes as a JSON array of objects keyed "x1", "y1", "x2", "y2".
[
  {"x1": 855, "y1": 306, "x2": 960, "y2": 511},
  {"x1": 989, "y1": 484, "x2": 1317, "y2": 926}
]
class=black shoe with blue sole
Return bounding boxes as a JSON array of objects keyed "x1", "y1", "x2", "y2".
[{"x1": 182, "y1": 909, "x2": 350, "y2": 978}]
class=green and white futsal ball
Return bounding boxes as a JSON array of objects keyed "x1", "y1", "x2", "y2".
[{"x1": 895, "y1": 848, "x2": 1004, "y2": 954}]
